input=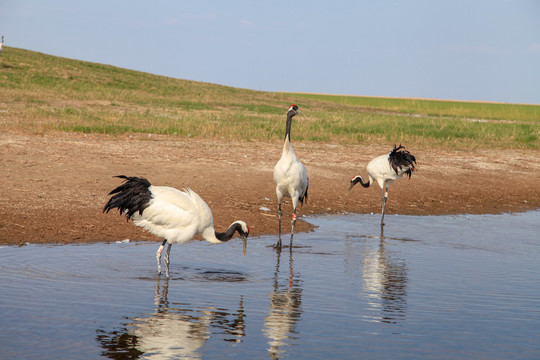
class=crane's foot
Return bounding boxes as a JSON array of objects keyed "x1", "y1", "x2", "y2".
[{"x1": 273, "y1": 238, "x2": 283, "y2": 251}]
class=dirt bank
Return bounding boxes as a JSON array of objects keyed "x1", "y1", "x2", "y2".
[{"x1": 1, "y1": 130, "x2": 539, "y2": 245}]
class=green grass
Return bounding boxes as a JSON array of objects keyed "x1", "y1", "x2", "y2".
[
  {"x1": 1, "y1": 47, "x2": 539, "y2": 149},
  {"x1": 290, "y1": 93, "x2": 539, "y2": 123}
]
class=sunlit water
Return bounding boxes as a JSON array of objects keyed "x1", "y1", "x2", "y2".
[{"x1": 1, "y1": 212, "x2": 539, "y2": 360}]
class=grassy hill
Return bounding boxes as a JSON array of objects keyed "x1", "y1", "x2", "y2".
[{"x1": 1, "y1": 46, "x2": 539, "y2": 149}]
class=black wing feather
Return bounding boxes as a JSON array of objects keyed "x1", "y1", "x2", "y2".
[
  {"x1": 103, "y1": 176, "x2": 152, "y2": 220},
  {"x1": 388, "y1": 144, "x2": 416, "y2": 178}
]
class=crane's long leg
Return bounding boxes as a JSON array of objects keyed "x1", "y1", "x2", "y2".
[
  {"x1": 164, "y1": 243, "x2": 172, "y2": 278},
  {"x1": 275, "y1": 203, "x2": 283, "y2": 250},
  {"x1": 290, "y1": 208, "x2": 297, "y2": 248},
  {"x1": 156, "y1": 239, "x2": 167, "y2": 274},
  {"x1": 381, "y1": 182, "x2": 389, "y2": 226}
]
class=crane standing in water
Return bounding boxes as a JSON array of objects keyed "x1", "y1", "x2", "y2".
[
  {"x1": 349, "y1": 145, "x2": 416, "y2": 225},
  {"x1": 273, "y1": 105, "x2": 309, "y2": 250},
  {"x1": 104, "y1": 176, "x2": 249, "y2": 278}
]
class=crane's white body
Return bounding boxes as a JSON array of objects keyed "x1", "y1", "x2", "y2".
[
  {"x1": 273, "y1": 138, "x2": 308, "y2": 213},
  {"x1": 350, "y1": 145, "x2": 416, "y2": 226},
  {"x1": 132, "y1": 186, "x2": 222, "y2": 245},
  {"x1": 365, "y1": 153, "x2": 408, "y2": 188},
  {"x1": 133, "y1": 186, "x2": 246, "y2": 277},
  {"x1": 366, "y1": 154, "x2": 399, "y2": 226}
]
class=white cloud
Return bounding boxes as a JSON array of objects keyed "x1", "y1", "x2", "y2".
[
  {"x1": 240, "y1": 19, "x2": 254, "y2": 27},
  {"x1": 442, "y1": 44, "x2": 503, "y2": 55},
  {"x1": 182, "y1": 13, "x2": 216, "y2": 20},
  {"x1": 473, "y1": 45, "x2": 500, "y2": 54},
  {"x1": 527, "y1": 42, "x2": 540, "y2": 53},
  {"x1": 164, "y1": 18, "x2": 178, "y2": 25}
]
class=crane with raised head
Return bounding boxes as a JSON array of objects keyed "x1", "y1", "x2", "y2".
[{"x1": 273, "y1": 105, "x2": 309, "y2": 250}]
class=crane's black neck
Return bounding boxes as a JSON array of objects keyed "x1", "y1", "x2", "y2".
[
  {"x1": 284, "y1": 112, "x2": 295, "y2": 142},
  {"x1": 215, "y1": 222, "x2": 243, "y2": 242},
  {"x1": 351, "y1": 176, "x2": 371, "y2": 189}
]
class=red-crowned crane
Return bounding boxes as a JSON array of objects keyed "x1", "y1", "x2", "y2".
[
  {"x1": 0, "y1": 36, "x2": 4, "y2": 52},
  {"x1": 103, "y1": 176, "x2": 249, "y2": 278},
  {"x1": 349, "y1": 145, "x2": 416, "y2": 225},
  {"x1": 273, "y1": 105, "x2": 309, "y2": 250}
]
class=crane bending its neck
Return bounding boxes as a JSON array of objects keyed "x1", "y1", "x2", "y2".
[
  {"x1": 349, "y1": 175, "x2": 371, "y2": 190},
  {"x1": 214, "y1": 221, "x2": 249, "y2": 256},
  {"x1": 214, "y1": 221, "x2": 245, "y2": 242}
]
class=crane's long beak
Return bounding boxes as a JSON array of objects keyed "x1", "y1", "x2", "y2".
[
  {"x1": 242, "y1": 235, "x2": 247, "y2": 256},
  {"x1": 297, "y1": 110, "x2": 313, "y2": 123}
]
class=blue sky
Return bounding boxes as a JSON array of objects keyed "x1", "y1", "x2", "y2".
[{"x1": 1, "y1": 0, "x2": 539, "y2": 104}]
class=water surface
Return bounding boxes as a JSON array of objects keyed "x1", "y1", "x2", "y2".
[{"x1": 1, "y1": 212, "x2": 539, "y2": 359}]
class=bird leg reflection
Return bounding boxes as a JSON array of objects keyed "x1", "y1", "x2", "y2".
[
  {"x1": 154, "y1": 275, "x2": 170, "y2": 308},
  {"x1": 264, "y1": 248, "x2": 302, "y2": 359}
]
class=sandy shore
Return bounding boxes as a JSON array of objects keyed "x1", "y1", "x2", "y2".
[{"x1": 1, "y1": 130, "x2": 539, "y2": 245}]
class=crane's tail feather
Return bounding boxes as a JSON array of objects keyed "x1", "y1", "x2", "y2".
[
  {"x1": 103, "y1": 176, "x2": 152, "y2": 220},
  {"x1": 299, "y1": 188, "x2": 308, "y2": 207},
  {"x1": 389, "y1": 144, "x2": 416, "y2": 178},
  {"x1": 299, "y1": 179, "x2": 309, "y2": 207}
]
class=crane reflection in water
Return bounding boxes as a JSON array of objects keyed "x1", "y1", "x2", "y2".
[
  {"x1": 263, "y1": 249, "x2": 303, "y2": 359},
  {"x1": 345, "y1": 227, "x2": 408, "y2": 324},
  {"x1": 96, "y1": 277, "x2": 246, "y2": 359}
]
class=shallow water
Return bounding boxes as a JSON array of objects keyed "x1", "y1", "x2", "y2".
[{"x1": 1, "y1": 212, "x2": 539, "y2": 359}]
